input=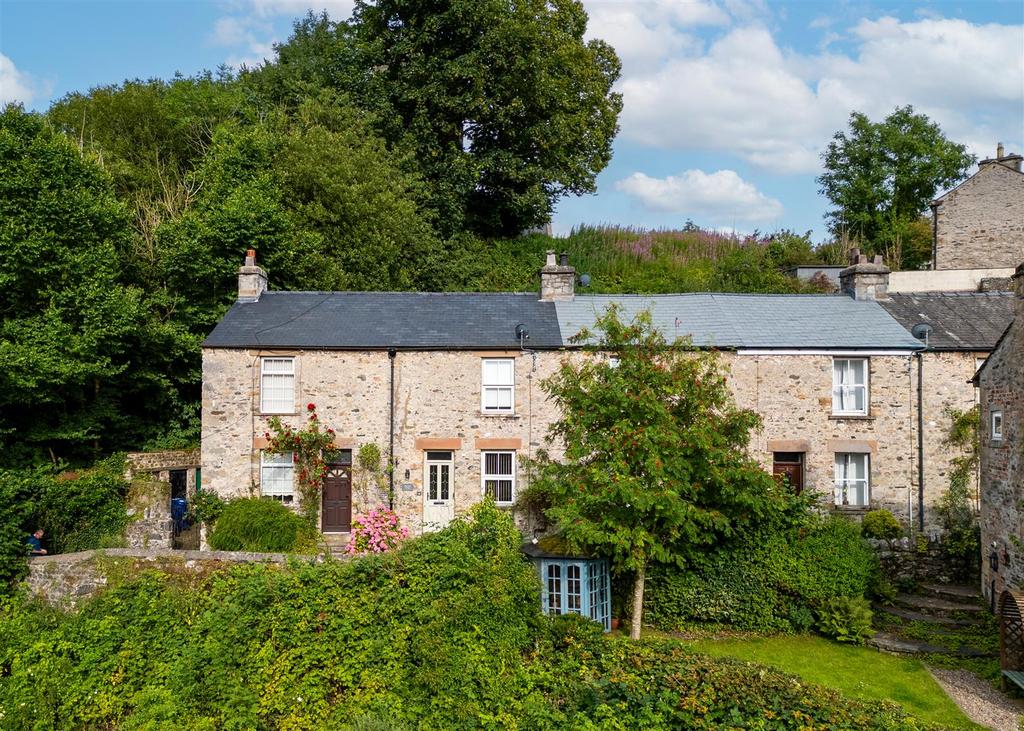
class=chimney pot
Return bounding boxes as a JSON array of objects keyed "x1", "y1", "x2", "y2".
[
  {"x1": 238, "y1": 249, "x2": 268, "y2": 302},
  {"x1": 539, "y1": 251, "x2": 575, "y2": 302}
]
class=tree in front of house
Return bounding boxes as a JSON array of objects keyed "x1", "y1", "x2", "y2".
[
  {"x1": 818, "y1": 106, "x2": 974, "y2": 270},
  {"x1": 528, "y1": 307, "x2": 794, "y2": 639}
]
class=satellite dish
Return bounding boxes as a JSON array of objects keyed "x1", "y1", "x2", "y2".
[
  {"x1": 578, "y1": 273, "x2": 592, "y2": 287},
  {"x1": 514, "y1": 323, "x2": 529, "y2": 341},
  {"x1": 911, "y1": 323, "x2": 933, "y2": 340}
]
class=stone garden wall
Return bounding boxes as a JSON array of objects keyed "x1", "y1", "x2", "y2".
[
  {"x1": 868, "y1": 536, "x2": 977, "y2": 586},
  {"x1": 26, "y1": 548, "x2": 321, "y2": 607}
]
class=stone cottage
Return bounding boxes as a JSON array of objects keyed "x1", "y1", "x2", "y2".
[
  {"x1": 931, "y1": 144, "x2": 1024, "y2": 271},
  {"x1": 978, "y1": 263, "x2": 1024, "y2": 603},
  {"x1": 202, "y1": 250, "x2": 969, "y2": 543}
]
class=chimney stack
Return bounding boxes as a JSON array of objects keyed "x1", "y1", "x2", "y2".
[
  {"x1": 839, "y1": 248, "x2": 891, "y2": 301},
  {"x1": 981, "y1": 143, "x2": 1022, "y2": 172},
  {"x1": 997, "y1": 142, "x2": 1005, "y2": 158},
  {"x1": 238, "y1": 249, "x2": 268, "y2": 302},
  {"x1": 539, "y1": 250, "x2": 575, "y2": 301}
]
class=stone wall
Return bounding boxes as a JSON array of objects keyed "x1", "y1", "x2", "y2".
[
  {"x1": 868, "y1": 536, "x2": 975, "y2": 586},
  {"x1": 124, "y1": 478, "x2": 174, "y2": 549},
  {"x1": 933, "y1": 162, "x2": 1024, "y2": 270},
  {"x1": 980, "y1": 265, "x2": 1024, "y2": 602},
  {"x1": 203, "y1": 346, "x2": 964, "y2": 535},
  {"x1": 125, "y1": 448, "x2": 201, "y2": 478},
  {"x1": 26, "y1": 548, "x2": 318, "y2": 607}
]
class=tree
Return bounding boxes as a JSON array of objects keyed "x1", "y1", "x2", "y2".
[
  {"x1": 528, "y1": 307, "x2": 791, "y2": 639},
  {"x1": 0, "y1": 106, "x2": 188, "y2": 463},
  {"x1": 259, "y1": 1, "x2": 622, "y2": 236},
  {"x1": 818, "y1": 106, "x2": 974, "y2": 270}
]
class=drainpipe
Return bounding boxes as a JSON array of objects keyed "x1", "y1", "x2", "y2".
[
  {"x1": 916, "y1": 350, "x2": 925, "y2": 532},
  {"x1": 388, "y1": 349, "x2": 396, "y2": 511}
]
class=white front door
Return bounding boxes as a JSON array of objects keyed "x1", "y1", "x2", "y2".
[{"x1": 423, "y1": 451, "x2": 454, "y2": 531}]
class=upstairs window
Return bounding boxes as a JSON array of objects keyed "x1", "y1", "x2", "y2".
[
  {"x1": 261, "y1": 357, "x2": 295, "y2": 413},
  {"x1": 834, "y1": 453, "x2": 869, "y2": 507},
  {"x1": 481, "y1": 358, "x2": 514, "y2": 414},
  {"x1": 832, "y1": 358, "x2": 868, "y2": 416},
  {"x1": 260, "y1": 451, "x2": 294, "y2": 503},
  {"x1": 992, "y1": 410, "x2": 1004, "y2": 441},
  {"x1": 482, "y1": 451, "x2": 515, "y2": 504}
]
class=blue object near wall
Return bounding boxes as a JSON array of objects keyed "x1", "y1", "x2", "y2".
[{"x1": 534, "y1": 557, "x2": 611, "y2": 631}]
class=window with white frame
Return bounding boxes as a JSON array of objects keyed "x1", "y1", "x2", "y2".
[
  {"x1": 834, "y1": 453, "x2": 869, "y2": 507},
  {"x1": 260, "y1": 451, "x2": 294, "y2": 503},
  {"x1": 482, "y1": 451, "x2": 515, "y2": 504},
  {"x1": 832, "y1": 358, "x2": 868, "y2": 415},
  {"x1": 992, "y1": 410, "x2": 1004, "y2": 441},
  {"x1": 481, "y1": 358, "x2": 514, "y2": 414},
  {"x1": 260, "y1": 357, "x2": 295, "y2": 413}
]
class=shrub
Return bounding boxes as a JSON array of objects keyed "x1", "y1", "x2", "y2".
[
  {"x1": 817, "y1": 596, "x2": 874, "y2": 644},
  {"x1": 188, "y1": 489, "x2": 227, "y2": 527},
  {"x1": 644, "y1": 515, "x2": 878, "y2": 632},
  {"x1": 0, "y1": 458, "x2": 130, "y2": 589},
  {"x1": 862, "y1": 509, "x2": 902, "y2": 539},
  {"x1": 207, "y1": 498, "x2": 314, "y2": 553},
  {"x1": 346, "y1": 508, "x2": 408, "y2": 555}
]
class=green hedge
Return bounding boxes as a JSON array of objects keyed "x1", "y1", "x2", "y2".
[
  {"x1": 207, "y1": 498, "x2": 316, "y2": 553},
  {"x1": 0, "y1": 504, "x2": 923, "y2": 730},
  {"x1": 0, "y1": 458, "x2": 129, "y2": 588},
  {"x1": 645, "y1": 515, "x2": 879, "y2": 632}
]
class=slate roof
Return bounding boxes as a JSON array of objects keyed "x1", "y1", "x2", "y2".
[
  {"x1": 203, "y1": 292, "x2": 563, "y2": 349},
  {"x1": 555, "y1": 294, "x2": 923, "y2": 350},
  {"x1": 879, "y1": 292, "x2": 1015, "y2": 350}
]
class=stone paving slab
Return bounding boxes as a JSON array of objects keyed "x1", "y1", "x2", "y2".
[
  {"x1": 876, "y1": 604, "x2": 985, "y2": 627},
  {"x1": 896, "y1": 593, "x2": 985, "y2": 615}
]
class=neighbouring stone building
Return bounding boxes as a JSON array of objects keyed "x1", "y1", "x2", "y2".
[
  {"x1": 932, "y1": 144, "x2": 1024, "y2": 271},
  {"x1": 205, "y1": 249, "x2": 983, "y2": 541},
  {"x1": 979, "y1": 263, "x2": 1024, "y2": 603}
]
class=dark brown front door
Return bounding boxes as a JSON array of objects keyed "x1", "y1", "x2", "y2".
[
  {"x1": 322, "y1": 454, "x2": 352, "y2": 532},
  {"x1": 772, "y1": 452, "x2": 804, "y2": 494}
]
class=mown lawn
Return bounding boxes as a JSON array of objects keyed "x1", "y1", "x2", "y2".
[{"x1": 681, "y1": 634, "x2": 984, "y2": 730}]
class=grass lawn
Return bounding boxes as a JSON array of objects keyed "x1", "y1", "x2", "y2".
[{"x1": 681, "y1": 634, "x2": 985, "y2": 730}]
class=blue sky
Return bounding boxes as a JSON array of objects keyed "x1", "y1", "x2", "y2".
[{"x1": 2, "y1": 0, "x2": 1022, "y2": 239}]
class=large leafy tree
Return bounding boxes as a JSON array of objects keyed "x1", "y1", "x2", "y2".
[
  {"x1": 818, "y1": 106, "x2": 974, "y2": 270},
  {"x1": 259, "y1": 0, "x2": 622, "y2": 236},
  {"x1": 529, "y1": 307, "x2": 791, "y2": 639},
  {"x1": 0, "y1": 106, "x2": 189, "y2": 463}
]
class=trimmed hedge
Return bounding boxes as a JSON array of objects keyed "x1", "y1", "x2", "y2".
[
  {"x1": 645, "y1": 515, "x2": 879, "y2": 632},
  {"x1": 207, "y1": 497, "x2": 315, "y2": 553}
]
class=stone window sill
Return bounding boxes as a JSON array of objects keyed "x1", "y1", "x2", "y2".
[
  {"x1": 832, "y1": 505, "x2": 870, "y2": 514},
  {"x1": 829, "y1": 414, "x2": 874, "y2": 422},
  {"x1": 479, "y1": 412, "x2": 521, "y2": 420},
  {"x1": 260, "y1": 411, "x2": 299, "y2": 417}
]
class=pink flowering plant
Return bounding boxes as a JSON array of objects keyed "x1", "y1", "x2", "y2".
[{"x1": 346, "y1": 509, "x2": 408, "y2": 555}]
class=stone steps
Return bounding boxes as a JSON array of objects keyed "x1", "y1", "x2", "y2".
[
  {"x1": 895, "y1": 593, "x2": 984, "y2": 618},
  {"x1": 918, "y1": 583, "x2": 983, "y2": 605},
  {"x1": 868, "y1": 632, "x2": 994, "y2": 658},
  {"x1": 875, "y1": 604, "x2": 986, "y2": 627}
]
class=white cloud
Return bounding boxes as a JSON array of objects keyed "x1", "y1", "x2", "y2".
[
  {"x1": 244, "y1": 0, "x2": 354, "y2": 19},
  {"x1": 615, "y1": 168, "x2": 783, "y2": 222},
  {"x1": 605, "y1": 13, "x2": 1023, "y2": 174},
  {"x1": 0, "y1": 54, "x2": 45, "y2": 107}
]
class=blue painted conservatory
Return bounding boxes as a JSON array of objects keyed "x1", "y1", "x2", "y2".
[{"x1": 522, "y1": 540, "x2": 611, "y2": 631}]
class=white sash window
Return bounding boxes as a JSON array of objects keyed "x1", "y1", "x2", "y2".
[
  {"x1": 482, "y1": 451, "x2": 515, "y2": 504},
  {"x1": 261, "y1": 452, "x2": 294, "y2": 503},
  {"x1": 832, "y1": 358, "x2": 868, "y2": 415},
  {"x1": 261, "y1": 357, "x2": 295, "y2": 414},
  {"x1": 481, "y1": 358, "x2": 514, "y2": 414},
  {"x1": 834, "y1": 453, "x2": 869, "y2": 506}
]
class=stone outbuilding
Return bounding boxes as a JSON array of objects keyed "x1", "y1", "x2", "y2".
[{"x1": 978, "y1": 263, "x2": 1024, "y2": 604}]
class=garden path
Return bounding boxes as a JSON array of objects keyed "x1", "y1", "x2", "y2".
[{"x1": 930, "y1": 668, "x2": 1024, "y2": 731}]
